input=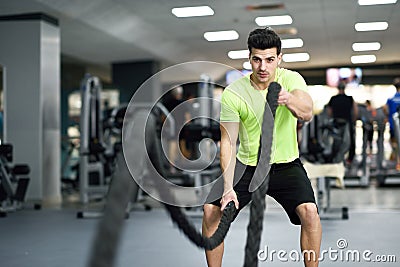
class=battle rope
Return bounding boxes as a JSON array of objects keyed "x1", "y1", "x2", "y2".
[
  {"x1": 161, "y1": 82, "x2": 280, "y2": 259},
  {"x1": 164, "y1": 202, "x2": 236, "y2": 250},
  {"x1": 244, "y1": 82, "x2": 281, "y2": 267},
  {"x1": 146, "y1": 111, "x2": 238, "y2": 251},
  {"x1": 88, "y1": 144, "x2": 136, "y2": 267},
  {"x1": 87, "y1": 82, "x2": 280, "y2": 266}
]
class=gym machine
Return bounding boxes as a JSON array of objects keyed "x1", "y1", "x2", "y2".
[
  {"x1": 61, "y1": 136, "x2": 80, "y2": 192},
  {"x1": 78, "y1": 90, "x2": 176, "y2": 218},
  {"x1": 179, "y1": 75, "x2": 222, "y2": 213},
  {"x1": 77, "y1": 75, "x2": 159, "y2": 217},
  {"x1": 0, "y1": 144, "x2": 32, "y2": 217},
  {"x1": 78, "y1": 74, "x2": 118, "y2": 204},
  {"x1": 376, "y1": 110, "x2": 400, "y2": 186},
  {"x1": 300, "y1": 113, "x2": 350, "y2": 220}
]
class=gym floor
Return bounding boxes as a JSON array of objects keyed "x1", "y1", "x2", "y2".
[{"x1": 0, "y1": 179, "x2": 399, "y2": 267}]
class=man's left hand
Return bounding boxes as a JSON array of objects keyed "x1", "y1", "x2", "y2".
[{"x1": 277, "y1": 87, "x2": 291, "y2": 106}]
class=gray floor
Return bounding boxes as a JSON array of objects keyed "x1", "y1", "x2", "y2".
[{"x1": 1, "y1": 180, "x2": 400, "y2": 267}]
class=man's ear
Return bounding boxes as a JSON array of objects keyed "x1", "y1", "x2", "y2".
[{"x1": 278, "y1": 53, "x2": 282, "y2": 65}]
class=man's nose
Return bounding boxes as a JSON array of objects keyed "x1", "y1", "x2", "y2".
[{"x1": 260, "y1": 60, "x2": 267, "y2": 70}]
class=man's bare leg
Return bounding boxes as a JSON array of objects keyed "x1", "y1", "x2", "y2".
[
  {"x1": 202, "y1": 204, "x2": 224, "y2": 267},
  {"x1": 296, "y1": 203, "x2": 322, "y2": 267}
]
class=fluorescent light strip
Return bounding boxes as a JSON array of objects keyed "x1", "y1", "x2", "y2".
[
  {"x1": 351, "y1": 55, "x2": 376, "y2": 64},
  {"x1": 355, "y1": 22, "x2": 388, "y2": 31},
  {"x1": 228, "y1": 49, "x2": 248, "y2": 59},
  {"x1": 172, "y1": 6, "x2": 214, "y2": 18},
  {"x1": 282, "y1": 52, "x2": 310, "y2": 63},
  {"x1": 243, "y1": 61, "x2": 251, "y2": 70},
  {"x1": 204, "y1": 30, "x2": 239, "y2": 42},
  {"x1": 282, "y1": 38, "x2": 303, "y2": 49},
  {"x1": 255, "y1": 15, "x2": 293, "y2": 26},
  {"x1": 352, "y1": 42, "x2": 381, "y2": 51},
  {"x1": 358, "y1": 0, "x2": 397, "y2": 6}
]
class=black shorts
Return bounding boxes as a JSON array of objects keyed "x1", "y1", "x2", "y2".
[{"x1": 206, "y1": 158, "x2": 316, "y2": 225}]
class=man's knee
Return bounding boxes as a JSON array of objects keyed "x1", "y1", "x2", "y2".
[
  {"x1": 203, "y1": 204, "x2": 222, "y2": 227},
  {"x1": 203, "y1": 204, "x2": 222, "y2": 221},
  {"x1": 296, "y1": 203, "x2": 320, "y2": 225}
]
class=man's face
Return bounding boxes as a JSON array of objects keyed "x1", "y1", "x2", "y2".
[{"x1": 249, "y1": 47, "x2": 282, "y2": 85}]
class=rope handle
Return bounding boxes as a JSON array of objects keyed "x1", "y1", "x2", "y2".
[
  {"x1": 222, "y1": 201, "x2": 237, "y2": 221},
  {"x1": 202, "y1": 200, "x2": 237, "y2": 250},
  {"x1": 225, "y1": 200, "x2": 236, "y2": 210}
]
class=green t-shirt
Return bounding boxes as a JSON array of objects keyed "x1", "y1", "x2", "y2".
[{"x1": 220, "y1": 67, "x2": 308, "y2": 166}]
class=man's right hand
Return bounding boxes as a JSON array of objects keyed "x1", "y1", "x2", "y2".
[{"x1": 220, "y1": 189, "x2": 239, "y2": 211}]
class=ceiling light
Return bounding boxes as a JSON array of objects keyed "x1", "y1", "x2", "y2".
[
  {"x1": 243, "y1": 61, "x2": 252, "y2": 70},
  {"x1": 352, "y1": 42, "x2": 381, "y2": 51},
  {"x1": 351, "y1": 55, "x2": 376, "y2": 64},
  {"x1": 275, "y1": 27, "x2": 298, "y2": 35},
  {"x1": 355, "y1": 22, "x2": 388, "y2": 31},
  {"x1": 204, "y1": 30, "x2": 239, "y2": 42},
  {"x1": 228, "y1": 49, "x2": 249, "y2": 59},
  {"x1": 281, "y1": 38, "x2": 303, "y2": 49},
  {"x1": 358, "y1": 0, "x2": 397, "y2": 6},
  {"x1": 172, "y1": 6, "x2": 214, "y2": 18},
  {"x1": 255, "y1": 15, "x2": 293, "y2": 26},
  {"x1": 282, "y1": 53, "x2": 310, "y2": 63}
]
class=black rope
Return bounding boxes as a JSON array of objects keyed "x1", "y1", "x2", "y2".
[
  {"x1": 87, "y1": 82, "x2": 280, "y2": 266},
  {"x1": 244, "y1": 82, "x2": 281, "y2": 267},
  {"x1": 88, "y1": 145, "x2": 135, "y2": 267},
  {"x1": 87, "y1": 109, "x2": 149, "y2": 267},
  {"x1": 147, "y1": 109, "x2": 238, "y2": 251},
  {"x1": 162, "y1": 82, "x2": 280, "y2": 258},
  {"x1": 164, "y1": 201, "x2": 236, "y2": 250},
  {"x1": 159, "y1": 83, "x2": 280, "y2": 257},
  {"x1": 87, "y1": 107, "x2": 238, "y2": 267}
]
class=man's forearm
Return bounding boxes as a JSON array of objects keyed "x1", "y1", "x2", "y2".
[
  {"x1": 220, "y1": 143, "x2": 237, "y2": 194},
  {"x1": 286, "y1": 90, "x2": 313, "y2": 121},
  {"x1": 219, "y1": 121, "x2": 240, "y2": 195}
]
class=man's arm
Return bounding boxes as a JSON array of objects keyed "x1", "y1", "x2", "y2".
[
  {"x1": 278, "y1": 88, "x2": 313, "y2": 121},
  {"x1": 219, "y1": 121, "x2": 239, "y2": 210}
]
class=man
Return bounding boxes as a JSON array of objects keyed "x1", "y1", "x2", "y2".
[
  {"x1": 202, "y1": 27, "x2": 321, "y2": 267},
  {"x1": 327, "y1": 81, "x2": 358, "y2": 165},
  {"x1": 383, "y1": 77, "x2": 400, "y2": 170}
]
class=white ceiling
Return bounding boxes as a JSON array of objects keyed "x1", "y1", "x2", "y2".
[{"x1": 0, "y1": 0, "x2": 399, "y2": 83}]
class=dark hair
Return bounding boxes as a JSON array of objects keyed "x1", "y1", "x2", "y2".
[
  {"x1": 338, "y1": 81, "x2": 346, "y2": 90},
  {"x1": 393, "y1": 77, "x2": 400, "y2": 90},
  {"x1": 247, "y1": 27, "x2": 282, "y2": 55}
]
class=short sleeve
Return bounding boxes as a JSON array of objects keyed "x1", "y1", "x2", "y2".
[
  {"x1": 279, "y1": 69, "x2": 308, "y2": 93},
  {"x1": 220, "y1": 88, "x2": 241, "y2": 122}
]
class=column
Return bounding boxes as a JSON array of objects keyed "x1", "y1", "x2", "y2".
[{"x1": 0, "y1": 13, "x2": 61, "y2": 205}]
